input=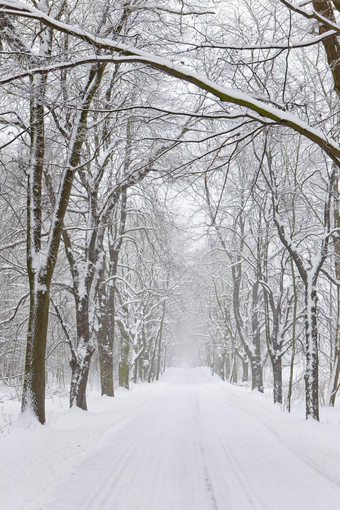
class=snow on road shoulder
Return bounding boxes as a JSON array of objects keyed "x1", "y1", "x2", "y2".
[
  {"x1": 213, "y1": 374, "x2": 340, "y2": 489},
  {"x1": 1, "y1": 368, "x2": 340, "y2": 510},
  {"x1": 0, "y1": 383, "x2": 160, "y2": 510}
]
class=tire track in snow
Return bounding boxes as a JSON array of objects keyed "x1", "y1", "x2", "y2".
[
  {"x1": 194, "y1": 375, "x2": 262, "y2": 510},
  {"x1": 31, "y1": 368, "x2": 340, "y2": 510},
  {"x1": 194, "y1": 390, "x2": 219, "y2": 510},
  {"x1": 37, "y1": 392, "x2": 163, "y2": 510},
  {"x1": 216, "y1": 436, "x2": 261, "y2": 510},
  {"x1": 41, "y1": 377, "x2": 213, "y2": 510},
  {"x1": 81, "y1": 391, "x2": 182, "y2": 510}
]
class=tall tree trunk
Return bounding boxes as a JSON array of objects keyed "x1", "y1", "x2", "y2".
[
  {"x1": 70, "y1": 349, "x2": 94, "y2": 409},
  {"x1": 263, "y1": 280, "x2": 284, "y2": 405},
  {"x1": 329, "y1": 175, "x2": 340, "y2": 405},
  {"x1": 223, "y1": 351, "x2": 231, "y2": 381},
  {"x1": 133, "y1": 356, "x2": 139, "y2": 384},
  {"x1": 22, "y1": 289, "x2": 50, "y2": 423},
  {"x1": 98, "y1": 191, "x2": 127, "y2": 394},
  {"x1": 329, "y1": 286, "x2": 340, "y2": 405},
  {"x1": 304, "y1": 285, "x2": 320, "y2": 420},
  {"x1": 156, "y1": 306, "x2": 165, "y2": 381},
  {"x1": 97, "y1": 281, "x2": 115, "y2": 397},
  {"x1": 250, "y1": 354, "x2": 264, "y2": 392},
  {"x1": 22, "y1": 43, "x2": 50, "y2": 423},
  {"x1": 97, "y1": 282, "x2": 115, "y2": 396},
  {"x1": 22, "y1": 64, "x2": 106, "y2": 423},
  {"x1": 287, "y1": 257, "x2": 297, "y2": 412},
  {"x1": 250, "y1": 273, "x2": 264, "y2": 392},
  {"x1": 69, "y1": 299, "x2": 95, "y2": 409},
  {"x1": 242, "y1": 357, "x2": 249, "y2": 382},
  {"x1": 148, "y1": 340, "x2": 157, "y2": 383},
  {"x1": 230, "y1": 354, "x2": 238, "y2": 383},
  {"x1": 105, "y1": 282, "x2": 116, "y2": 394},
  {"x1": 272, "y1": 355, "x2": 283, "y2": 404},
  {"x1": 119, "y1": 334, "x2": 130, "y2": 389},
  {"x1": 313, "y1": 0, "x2": 340, "y2": 408}
]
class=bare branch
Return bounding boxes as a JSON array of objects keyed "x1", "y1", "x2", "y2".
[{"x1": 0, "y1": 1, "x2": 339, "y2": 164}]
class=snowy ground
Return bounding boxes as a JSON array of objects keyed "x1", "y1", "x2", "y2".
[{"x1": 1, "y1": 367, "x2": 340, "y2": 510}]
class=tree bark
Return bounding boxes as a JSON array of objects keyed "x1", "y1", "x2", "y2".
[
  {"x1": 242, "y1": 358, "x2": 249, "y2": 382},
  {"x1": 119, "y1": 333, "x2": 130, "y2": 389},
  {"x1": 70, "y1": 347, "x2": 94, "y2": 409},
  {"x1": 69, "y1": 297, "x2": 95, "y2": 409},
  {"x1": 287, "y1": 257, "x2": 298, "y2": 412},
  {"x1": 21, "y1": 34, "x2": 50, "y2": 423},
  {"x1": 304, "y1": 285, "x2": 320, "y2": 420},
  {"x1": 97, "y1": 283, "x2": 115, "y2": 396},
  {"x1": 22, "y1": 289, "x2": 50, "y2": 423},
  {"x1": 250, "y1": 276, "x2": 264, "y2": 393},
  {"x1": 250, "y1": 354, "x2": 264, "y2": 392},
  {"x1": 273, "y1": 356, "x2": 283, "y2": 404},
  {"x1": 329, "y1": 176, "x2": 340, "y2": 405}
]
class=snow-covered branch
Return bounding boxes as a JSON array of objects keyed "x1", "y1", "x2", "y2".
[{"x1": 0, "y1": 1, "x2": 339, "y2": 165}]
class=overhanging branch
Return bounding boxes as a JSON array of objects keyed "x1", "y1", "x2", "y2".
[{"x1": 1, "y1": 1, "x2": 340, "y2": 165}]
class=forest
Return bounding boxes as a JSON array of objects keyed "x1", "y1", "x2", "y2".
[{"x1": 1, "y1": 0, "x2": 340, "y2": 431}]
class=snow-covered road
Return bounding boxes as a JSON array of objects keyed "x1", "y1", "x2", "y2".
[{"x1": 32, "y1": 368, "x2": 340, "y2": 510}]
